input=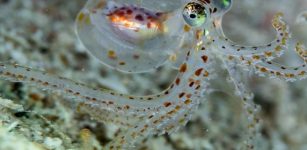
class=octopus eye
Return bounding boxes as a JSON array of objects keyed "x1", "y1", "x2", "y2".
[
  {"x1": 213, "y1": 0, "x2": 232, "y2": 13},
  {"x1": 182, "y1": 2, "x2": 207, "y2": 27},
  {"x1": 75, "y1": 0, "x2": 189, "y2": 73}
]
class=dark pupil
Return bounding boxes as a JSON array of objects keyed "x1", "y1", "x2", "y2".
[{"x1": 190, "y1": 14, "x2": 196, "y2": 18}]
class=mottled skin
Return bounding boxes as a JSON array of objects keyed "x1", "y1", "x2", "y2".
[
  {"x1": 105, "y1": 2, "x2": 166, "y2": 43},
  {"x1": 0, "y1": 0, "x2": 307, "y2": 150}
]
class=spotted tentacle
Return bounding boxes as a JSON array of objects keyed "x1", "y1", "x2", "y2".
[
  {"x1": 222, "y1": 58, "x2": 261, "y2": 149},
  {"x1": 212, "y1": 13, "x2": 290, "y2": 60}
]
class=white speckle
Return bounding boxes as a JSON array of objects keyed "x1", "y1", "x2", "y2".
[
  {"x1": 296, "y1": 11, "x2": 307, "y2": 24},
  {"x1": 43, "y1": 137, "x2": 63, "y2": 149}
]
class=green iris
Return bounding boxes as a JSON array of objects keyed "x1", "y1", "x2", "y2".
[
  {"x1": 182, "y1": 2, "x2": 207, "y2": 27},
  {"x1": 214, "y1": 0, "x2": 232, "y2": 12},
  {"x1": 222, "y1": 0, "x2": 231, "y2": 7}
]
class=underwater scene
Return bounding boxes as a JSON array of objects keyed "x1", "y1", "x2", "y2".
[{"x1": 0, "y1": 0, "x2": 307, "y2": 149}]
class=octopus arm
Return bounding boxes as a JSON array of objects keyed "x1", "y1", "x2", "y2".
[
  {"x1": 253, "y1": 59, "x2": 307, "y2": 82},
  {"x1": 0, "y1": 63, "x2": 174, "y2": 115},
  {"x1": 231, "y1": 42, "x2": 307, "y2": 82},
  {"x1": 212, "y1": 13, "x2": 290, "y2": 58},
  {"x1": 294, "y1": 42, "x2": 307, "y2": 64}
]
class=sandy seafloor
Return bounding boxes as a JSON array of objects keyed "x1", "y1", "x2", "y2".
[{"x1": 0, "y1": 0, "x2": 307, "y2": 150}]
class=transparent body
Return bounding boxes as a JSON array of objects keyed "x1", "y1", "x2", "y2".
[
  {"x1": 76, "y1": 0, "x2": 194, "y2": 73},
  {"x1": 0, "y1": 0, "x2": 307, "y2": 149}
]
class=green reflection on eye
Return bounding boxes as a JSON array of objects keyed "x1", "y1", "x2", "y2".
[
  {"x1": 214, "y1": 0, "x2": 232, "y2": 12},
  {"x1": 222, "y1": 0, "x2": 231, "y2": 7},
  {"x1": 182, "y1": 2, "x2": 207, "y2": 27}
]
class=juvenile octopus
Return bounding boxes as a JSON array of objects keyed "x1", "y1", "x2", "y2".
[{"x1": 0, "y1": 0, "x2": 306, "y2": 149}]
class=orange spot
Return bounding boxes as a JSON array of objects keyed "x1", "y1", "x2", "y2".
[
  {"x1": 147, "y1": 22, "x2": 152, "y2": 28},
  {"x1": 124, "y1": 105, "x2": 130, "y2": 109},
  {"x1": 17, "y1": 74, "x2": 24, "y2": 80},
  {"x1": 108, "y1": 50, "x2": 117, "y2": 59},
  {"x1": 201, "y1": 55, "x2": 208, "y2": 63},
  {"x1": 203, "y1": 70, "x2": 209, "y2": 77},
  {"x1": 184, "y1": 99, "x2": 191, "y2": 105},
  {"x1": 184, "y1": 25, "x2": 191, "y2": 32},
  {"x1": 252, "y1": 55, "x2": 260, "y2": 60},
  {"x1": 140, "y1": 128, "x2": 145, "y2": 133},
  {"x1": 195, "y1": 68, "x2": 203, "y2": 76},
  {"x1": 228, "y1": 56, "x2": 234, "y2": 60},
  {"x1": 179, "y1": 63, "x2": 187, "y2": 73},
  {"x1": 153, "y1": 120, "x2": 159, "y2": 124},
  {"x1": 265, "y1": 52, "x2": 272, "y2": 57},
  {"x1": 163, "y1": 102, "x2": 172, "y2": 107},
  {"x1": 167, "y1": 110, "x2": 175, "y2": 115},
  {"x1": 299, "y1": 71, "x2": 306, "y2": 76},
  {"x1": 179, "y1": 92, "x2": 185, "y2": 98},
  {"x1": 175, "y1": 78, "x2": 181, "y2": 85},
  {"x1": 260, "y1": 67, "x2": 268, "y2": 72},
  {"x1": 29, "y1": 93, "x2": 42, "y2": 101},
  {"x1": 189, "y1": 82, "x2": 194, "y2": 87},
  {"x1": 196, "y1": 30, "x2": 203, "y2": 40},
  {"x1": 285, "y1": 73, "x2": 294, "y2": 78},
  {"x1": 119, "y1": 62, "x2": 126, "y2": 65}
]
